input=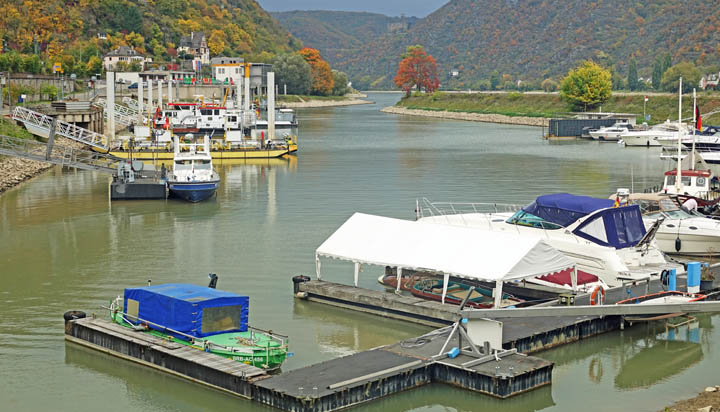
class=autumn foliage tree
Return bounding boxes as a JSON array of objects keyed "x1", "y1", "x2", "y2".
[
  {"x1": 394, "y1": 45, "x2": 440, "y2": 96},
  {"x1": 559, "y1": 60, "x2": 612, "y2": 111},
  {"x1": 298, "y1": 48, "x2": 333, "y2": 96}
]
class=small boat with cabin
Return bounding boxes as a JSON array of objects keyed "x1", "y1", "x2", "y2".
[
  {"x1": 410, "y1": 278, "x2": 524, "y2": 308},
  {"x1": 167, "y1": 136, "x2": 220, "y2": 202},
  {"x1": 109, "y1": 276, "x2": 290, "y2": 371},
  {"x1": 589, "y1": 122, "x2": 633, "y2": 141}
]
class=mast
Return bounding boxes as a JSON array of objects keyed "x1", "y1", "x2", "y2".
[
  {"x1": 691, "y1": 88, "x2": 696, "y2": 170},
  {"x1": 675, "y1": 77, "x2": 682, "y2": 194}
]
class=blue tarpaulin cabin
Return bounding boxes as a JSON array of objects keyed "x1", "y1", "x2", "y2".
[{"x1": 123, "y1": 283, "x2": 249, "y2": 338}]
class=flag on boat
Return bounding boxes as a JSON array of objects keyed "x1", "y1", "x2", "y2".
[
  {"x1": 696, "y1": 105, "x2": 702, "y2": 131},
  {"x1": 644, "y1": 96, "x2": 648, "y2": 102}
]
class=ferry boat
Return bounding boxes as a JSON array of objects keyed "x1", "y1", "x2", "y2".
[
  {"x1": 167, "y1": 136, "x2": 220, "y2": 202},
  {"x1": 109, "y1": 278, "x2": 290, "y2": 370},
  {"x1": 417, "y1": 194, "x2": 677, "y2": 290}
]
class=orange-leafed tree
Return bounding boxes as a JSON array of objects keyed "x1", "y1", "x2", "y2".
[
  {"x1": 298, "y1": 48, "x2": 334, "y2": 96},
  {"x1": 394, "y1": 45, "x2": 440, "y2": 96}
]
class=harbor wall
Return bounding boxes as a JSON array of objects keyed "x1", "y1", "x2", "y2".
[{"x1": 381, "y1": 106, "x2": 549, "y2": 127}]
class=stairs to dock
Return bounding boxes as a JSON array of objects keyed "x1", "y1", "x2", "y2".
[{"x1": 12, "y1": 106, "x2": 110, "y2": 152}]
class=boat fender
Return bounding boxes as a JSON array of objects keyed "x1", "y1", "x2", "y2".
[
  {"x1": 675, "y1": 237, "x2": 682, "y2": 252},
  {"x1": 63, "y1": 310, "x2": 86, "y2": 323},
  {"x1": 590, "y1": 286, "x2": 605, "y2": 305},
  {"x1": 295, "y1": 291, "x2": 308, "y2": 299}
]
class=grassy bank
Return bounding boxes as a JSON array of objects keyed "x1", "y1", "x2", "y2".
[
  {"x1": 0, "y1": 118, "x2": 34, "y2": 140},
  {"x1": 397, "y1": 92, "x2": 720, "y2": 125},
  {"x1": 277, "y1": 94, "x2": 352, "y2": 103}
]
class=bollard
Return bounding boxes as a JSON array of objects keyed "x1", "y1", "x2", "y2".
[
  {"x1": 687, "y1": 262, "x2": 701, "y2": 294},
  {"x1": 668, "y1": 268, "x2": 677, "y2": 292}
]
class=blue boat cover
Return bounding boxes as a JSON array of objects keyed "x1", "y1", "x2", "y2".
[
  {"x1": 123, "y1": 283, "x2": 249, "y2": 338},
  {"x1": 571, "y1": 205, "x2": 646, "y2": 249},
  {"x1": 522, "y1": 193, "x2": 614, "y2": 227}
]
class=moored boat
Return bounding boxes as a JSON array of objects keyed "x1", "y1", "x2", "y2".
[
  {"x1": 109, "y1": 278, "x2": 289, "y2": 371},
  {"x1": 167, "y1": 136, "x2": 220, "y2": 202},
  {"x1": 410, "y1": 278, "x2": 523, "y2": 308}
]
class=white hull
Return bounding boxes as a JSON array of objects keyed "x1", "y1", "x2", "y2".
[
  {"x1": 589, "y1": 131, "x2": 622, "y2": 141},
  {"x1": 420, "y1": 213, "x2": 672, "y2": 288}
]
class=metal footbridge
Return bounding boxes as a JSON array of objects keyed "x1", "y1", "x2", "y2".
[
  {"x1": 12, "y1": 106, "x2": 110, "y2": 152},
  {"x1": 92, "y1": 98, "x2": 137, "y2": 127},
  {"x1": 0, "y1": 134, "x2": 118, "y2": 173}
]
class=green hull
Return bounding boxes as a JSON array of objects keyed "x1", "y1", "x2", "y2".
[{"x1": 110, "y1": 311, "x2": 288, "y2": 370}]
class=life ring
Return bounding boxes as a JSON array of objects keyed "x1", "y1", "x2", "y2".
[
  {"x1": 590, "y1": 285, "x2": 605, "y2": 305},
  {"x1": 588, "y1": 358, "x2": 603, "y2": 383}
]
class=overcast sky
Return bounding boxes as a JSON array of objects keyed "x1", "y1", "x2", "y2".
[{"x1": 257, "y1": 0, "x2": 449, "y2": 17}]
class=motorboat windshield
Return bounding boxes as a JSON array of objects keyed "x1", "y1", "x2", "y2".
[
  {"x1": 633, "y1": 197, "x2": 697, "y2": 220},
  {"x1": 506, "y1": 210, "x2": 564, "y2": 230}
]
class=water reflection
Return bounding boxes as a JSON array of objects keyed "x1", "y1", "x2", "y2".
[{"x1": 614, "y1": 322, "x2": 704, "y2": 390}]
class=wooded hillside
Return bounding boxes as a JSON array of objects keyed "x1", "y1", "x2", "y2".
[{"x1": 274, "y1": 0, "x2": 720, "y2": 90}]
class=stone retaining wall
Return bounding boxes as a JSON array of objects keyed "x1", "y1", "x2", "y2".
[{"x1": 381, "y1": 106, "x2": 550, "y2": 127}]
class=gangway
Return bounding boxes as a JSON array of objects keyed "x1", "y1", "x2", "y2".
[
  {"x1": 122, "y1": 97, "x2": 139, "y2": 111},
  {"x1": 0, "y1": 134, "x2": 117, "y2": 173},
  {"x1": 92, "y1": 98, "x2": 136, "y2": 126},
  {"x1": 12, "y1": 106, "x2": 110, "y2": 152}
]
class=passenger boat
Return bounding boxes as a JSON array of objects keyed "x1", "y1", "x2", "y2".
[
  {"x1": 167, "y1": 136, "x2": 220, "y2": 202},
  {"x1": 620, "y1": 192, "x2": 720, "y2": 256},
  {"x1": 109, "y1": 278, "x2": 289, "y2": 370},
  {"x1": 417, "y1": 194, "x2": 677, "y2": 290},
  {"x1": 410, "y1": 278, "x2": 523, "y2": 308}
]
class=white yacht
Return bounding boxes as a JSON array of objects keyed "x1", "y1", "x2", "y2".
[
  {"x1": 619, "y1": 122, "x2": 686, "y2": 147},
  {"x1": 166, "y1": 136, "x2": 220, "y2": 202},
  {"x1": 622, "y1": 192, "x2": 720, "y2": 256},
  {"x1": 417, "y1": 194, "x2": 676, "y2": 290},
  {"x1": 589, "y1": 122, "x2": 632, "y2": 141}
]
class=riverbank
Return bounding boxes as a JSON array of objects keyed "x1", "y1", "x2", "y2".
[
  {"x1": 381, "y1": 106, "x2": 548, "y2": 127},
  {"x1": 662, "y1": 385, "x2": 720, "y2": 411},
  {"x1": 278, "y1": 93, "x2": 372, "y2": 108},
  {"x1": 392, "y1": 92, "x2": 720, "y2": 125}
]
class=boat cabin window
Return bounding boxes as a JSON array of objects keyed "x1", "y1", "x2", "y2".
[
  {"x1": 664, "y1": 175, "x2": 692, "y2": 187},
  {"x1": 214, "y1": 109, "x2": 220, "y2": 115},
  {"x1": 174, "y1": 159, "x2": 192, "y2": 170},
  {"x1": 194, "y1": 159, "x2": 212, "y2": 170},
  {"x1": 228, "y1": 116, "x2": 237, "y2": 122},
  {"x1": 200, "y1": 109, "x2": 213, "y2": 116},
  {"x1": 506, "y1": 210, "x2": 563, "y2": 230},
  {"x1": 633, "y1": 199, "x2": 661, "y2": 213},
  {"x1": 201, "y1": 305, "x2": 244, "y2": 334}
]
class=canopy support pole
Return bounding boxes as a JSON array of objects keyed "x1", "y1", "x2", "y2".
[
  {"x1": 494, "y1": 279, "x2": 503, "y2": 308},
  {"x1": 396, "y1": 267, "x2": 403, "y2": 292},
  {"x1": 441, "y1": 273, "x2": 450, "y2": 304},
  {"x1": 571, "y1": 267, "x2": 578, "y2": 293},
  {"x1": 315, "y1": 255, "x2": 321, "y2": 280},
  {"x1": 353, "y1": 262, "x2": 360, "y2": 287}
]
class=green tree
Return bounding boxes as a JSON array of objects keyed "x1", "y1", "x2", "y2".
[
  {"x1": 331, "y1": 70, "x2": 349, "y2": 96},
  {"x1": 559, "y1": 60, "x2": 612, "y2": 111},
  {"x1": 627, "y1": 59, "x2": 639, "y2": 91},
  {"x1": 660, "y1": 62, "x2": 701, "y2": 93},
  {"x1": 662, "y1": 53, "x2": 672, "y2": 75},
  {"x1": 652, "y1": 57, "x2": 663, "y2": 90},
  {"x1": 272, "y1": 53, "x2": 312, "y2": 95},
  {"x1": 489, "y1": 70, "x2": 500, "y2": 90},
  {"x1": 86, "y1": 56, "x2": 103, "y2": 76},
  {"x1": 541, "y1": 78, "x2": 557, "y2": 92}
]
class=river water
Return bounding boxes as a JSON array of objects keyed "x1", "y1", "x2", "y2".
[{"x1": 1, "y1": 93, "x2": 717, "y2": 411}]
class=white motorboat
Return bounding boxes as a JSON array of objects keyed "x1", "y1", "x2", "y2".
[
  {"x1": 621, "y1": 192, "x2": 720, "y2": 256},
  {"x1": 589, "y1": 122, "x2": 632, "y2": 141},
  {"x1": 417, "y1": 194, "x2": 677, "y2": 290},
  {"x1": 619, "y1": 122, "x2": 686, "y2": 147},
  {"x1": 166, "y1": 135, "x2": 220, "y2": 202}
]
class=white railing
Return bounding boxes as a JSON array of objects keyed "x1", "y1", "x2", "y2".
[
  {"x1": 0, "y1": 134, "x2": 117, "y2": 173},
  {"x1": 122, "y1": 96, "x2": 139, "y2": 111},
  {"x1": 12, "y1": 106, "x2": 110, "y2": 151},
  {"x1": 416, "y1": 197, "x2": 523, "y2": 219}
]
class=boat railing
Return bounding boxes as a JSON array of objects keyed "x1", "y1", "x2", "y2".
[
  {"x1": 106, "y1": 302, "x2": 288, "y2": 352},
  {"x1": 416, "y1": 197, "x2": 522, "y2": 219}
]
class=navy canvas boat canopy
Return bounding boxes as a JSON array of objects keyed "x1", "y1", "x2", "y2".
[
  {"x1": 123, "y1": 283, "x2": 249, "y2": 338},
  {"x1": 571, "y1": 205, "x2": 646, "y2": 249},
  {"x1": 522, "y1": 193, "x2": 614, "y2": 227}
]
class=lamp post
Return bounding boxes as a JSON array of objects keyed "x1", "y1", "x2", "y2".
[{"x1": 0, "y1": 75, "x2": 5, "y2": 112}]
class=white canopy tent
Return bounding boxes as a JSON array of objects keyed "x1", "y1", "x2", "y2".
[{"x1": 315, "y1": 213, "x2": 577, "y2": 307}]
